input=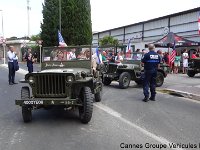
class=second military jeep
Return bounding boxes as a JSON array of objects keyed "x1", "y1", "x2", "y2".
[
  {"x1": 102, "y1": 51, "x2": 168, "y2": 89},
  {"x1": 187, "y1": 58, "x2": 200, "y2": 77},
  {"x1": 15, "y1": 46, "x2": 103, "y2": 124}
]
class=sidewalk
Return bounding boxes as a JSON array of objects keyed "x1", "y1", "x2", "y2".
[
  {"x1": 0, "y1": 62, "x2": 41, "y2": 74},
  {"x1": 18, "y1": 61, "x2": 41, "y2": 72},
  {"x1": 158, "y1": 74, "x2": 200, "y2": 101}
]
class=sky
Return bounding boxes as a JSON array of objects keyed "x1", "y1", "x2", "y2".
[{"x1": 0, "y1": 0, "x2": 199, "y2": 38}]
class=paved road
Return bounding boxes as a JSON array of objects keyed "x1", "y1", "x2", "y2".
[{"x1": 0, "y1": 65, "x2": 200, "y2": 150}]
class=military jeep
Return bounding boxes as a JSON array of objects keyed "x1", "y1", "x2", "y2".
[
  {"x1": 102, "y1": 51, "x2": 168, "y2": 89},
  {"x1": 15, "y1": 46, "x2": 103, "y2": 124},
  {"x1": 187, "y1": 58, "x2": 200, "y2": 77}
]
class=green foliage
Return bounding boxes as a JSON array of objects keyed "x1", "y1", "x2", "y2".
[
  {"x1": 7, "y1": 37, "x2": 18, "y2": 40},
  {"x1": 41, "y1": 0, "x2": 92, "y2": 47},
  {"x1": 41, "y1": 0, "x2": 58, "y2": 46},
  {"x1": 31, "y1": 34, "x2": 41, "y2": 41},
  {"x1": 99, "y1": 36, "x2": 119, "y2": 46}
]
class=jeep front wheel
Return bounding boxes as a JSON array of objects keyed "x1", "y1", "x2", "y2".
[
  {"x1": 156, "y1": 72, "x2": 164, "y2": 87},
  {"x1": 103, "y1": 77, "x2": 112, "y2": 86},
  {"x1": 79, "y1": 87, "x2": 93, "y2": 124},
  {"x1": 94, "y1": 88, "x2": 102, "y2": 102},
  {"x1": 119, "y1": 72, "x2": 131, "y2": 89},
  {"x1": 21, "y1": 87, "x2": 32, "y2": 123},
  {"x1": 22, "y1": 106, "x2": 32, "y2": 123},
  {"x1": 187, "y1": 70, "x2": 195, "y2": 77}
]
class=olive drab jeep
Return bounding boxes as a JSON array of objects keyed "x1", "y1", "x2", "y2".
[
  {"x1": 187, "y1": 58, "x2": 200, "y2": 77},
  {"x1": 102, "y1": 46, "x2": 168, "y2": 89},
  {"x1": 15, "y1": 46, "x2": 103, "y2": 123}
]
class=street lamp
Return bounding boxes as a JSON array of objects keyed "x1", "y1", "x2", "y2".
[
  {"x1": 0, "y1": 10, "x2": 4, "y2": 38},
  {"x1": 0, "y1": 10, "x2": 5, "y2": 64},
  {"x1": 2, "y1": 39, "x2": 6, "y2": 64}
]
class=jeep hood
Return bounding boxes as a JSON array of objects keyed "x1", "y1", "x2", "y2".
[{"x1": 40, "y1": 68, "x2": 91, "y2": 74}]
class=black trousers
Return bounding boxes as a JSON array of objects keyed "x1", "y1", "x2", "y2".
[
  {"x1": 143, "y1": 70, "x2": 157, "y2": 98},
  {"x1": 27, "y1": 64, "x2": 33, "y2": 73},
  {"x1": 8, "y1": 62, "x2": 15, "y2": 83}
]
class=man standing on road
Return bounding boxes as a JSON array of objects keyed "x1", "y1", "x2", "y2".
[
  {"x1": 141, "y1": 44, "x2": 160, "y2": 102},
  {"x1": 7, "y1": 46, "x2": 18, "y2": 85},
  {"x1": 25, "y1": 48, "x2": 34, "y2": 73}
]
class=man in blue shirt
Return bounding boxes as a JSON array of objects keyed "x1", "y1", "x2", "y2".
[{"x1": 141, "y1": 44, "x2": 160, "y2": 102}]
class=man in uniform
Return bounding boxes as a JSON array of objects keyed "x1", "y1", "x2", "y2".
[{"x1": 141, "y1": 44, "x2": 160, "y2": 102}]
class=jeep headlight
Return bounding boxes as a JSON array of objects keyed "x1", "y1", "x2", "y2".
[
  {"x1": 67, "y1": 76, "x2": 74, "y2": 82},
  {"x1": 28, "y1": 76, "x2": 35, "y2": 84},
  {"x1": 81, "y1": 71, "x2": 87, "y2": 78}
]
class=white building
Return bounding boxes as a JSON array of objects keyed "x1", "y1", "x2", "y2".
[{"x1": 92, "y1": 7, "x2": 200, "y2": 51}]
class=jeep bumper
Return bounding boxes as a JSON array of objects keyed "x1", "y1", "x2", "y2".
[
  {"x1": 15, "y1": 98, "x2": 78, "y2": 106},
  {"x1": 103, "y1": 73, "x2": 118, "y2": 79}
]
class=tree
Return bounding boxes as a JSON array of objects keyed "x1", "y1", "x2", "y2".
[
  {"x1": 31, "y1": 34, "x2": 41, "y2": 41},
  {"x1": 41, "y1": 0, "x2": 92, "y2": 46},
  {"x1": 99, "y1": 36, "x2": 119, "y2": 46},
  {"x1": 41, "y1": 0, "x2": 58, "y2": 46}
]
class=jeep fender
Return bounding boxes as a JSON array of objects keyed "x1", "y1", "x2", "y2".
[{"x1": 157, "y1": 69, "x2": 166, "y2": 78}]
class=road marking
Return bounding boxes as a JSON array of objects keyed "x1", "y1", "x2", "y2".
[{"x1": 94, "y1": 103, "x2": 185, "y2": 150}]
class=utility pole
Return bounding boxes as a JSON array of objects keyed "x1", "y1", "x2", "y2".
[
  {"x1": 0, "y1": 10, "x2": 4, "y2": 38},
  {"x1": 27, "y1": 0, "x2": 30, "y2": 38},
  {"x1": 59, "y1": 0, "x2": 61, "y2": 33},
  {"x1": 0, "y1": 10, "x2": 5, "y2": 64}
]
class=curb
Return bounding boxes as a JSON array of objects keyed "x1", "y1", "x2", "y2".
[
  {"x1": 157, "y1": 88, "x2": 200, "y2": 101},
  {"x1": 0, "y1": 64, "x2": 7, "y2": 67},
  {"x1": 0, "y1": 64, "x2": 28, "y2": 75}
]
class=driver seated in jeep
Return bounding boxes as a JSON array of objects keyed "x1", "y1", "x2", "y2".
[
  {"x1": 68, "y1": 48, "x2": 77, "y2": 60},
  {"x1": 115, "y1": 52, "x2": 123, "y2": 64},
  {"x1": 107, "y1": 52, "x2": 115, "y2": 63}
]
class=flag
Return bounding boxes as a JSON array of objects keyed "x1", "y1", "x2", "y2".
[
  {"x1": 96, "y1": 47, "x2": 101, "y2": 64},
  {"x1": 126, "y1": 39, "x2": 131, "y2": 58},
  {"x1": 58, "y1": 30, "x2": 67, "y2": 47},
  {"x1": 170, "y1": 41, "x2": 176, "y2": 65},
  {"x1": 198, "y1": 11, "x2": 200, "y2": 35}
]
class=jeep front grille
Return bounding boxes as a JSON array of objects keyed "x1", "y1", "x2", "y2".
[
  {"x1": 107, "y1": 64, "x2": 118, "y2": 73},
  {"x1": 194, "y1": 61, "x2": 200, "y2": 68},
  {"x1": 35, "y1": 74, "x2": 67, "y2": 98}
]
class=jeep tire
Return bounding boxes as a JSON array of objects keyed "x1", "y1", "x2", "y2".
[
  {"x1": 187, "y1": 70, "x2": 195, "y2": 77},
  {"x1": 119, "y1": 72, "x2": 131, "y2": 89},
  {"x1": 79, "y1": 87, "x2": 93, "y2": 124},
  {"x1": 156, "y1": 72, "x2": 164, "y2": 87},
  {"x1": 94, "y1": 88, "x2": 102, "y2": 102},
  {"x1": 21, "y1": 86, "x2": 32, "y2": 123},
  {"x1": 103, "y1": 77, "x2": 112, "y2": 86}
]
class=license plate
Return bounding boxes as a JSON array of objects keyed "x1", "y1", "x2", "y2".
[{"x1": 23, "y1": 101, "x2": 43, "y2": 105}]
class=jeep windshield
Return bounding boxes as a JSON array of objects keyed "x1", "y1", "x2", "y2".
[
  {"x1": 42, "y1": 47, "x2": 91, "y2": 62},
  {"x1": 124, "y1": 53, "x2": 143, "y2": 61}
]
